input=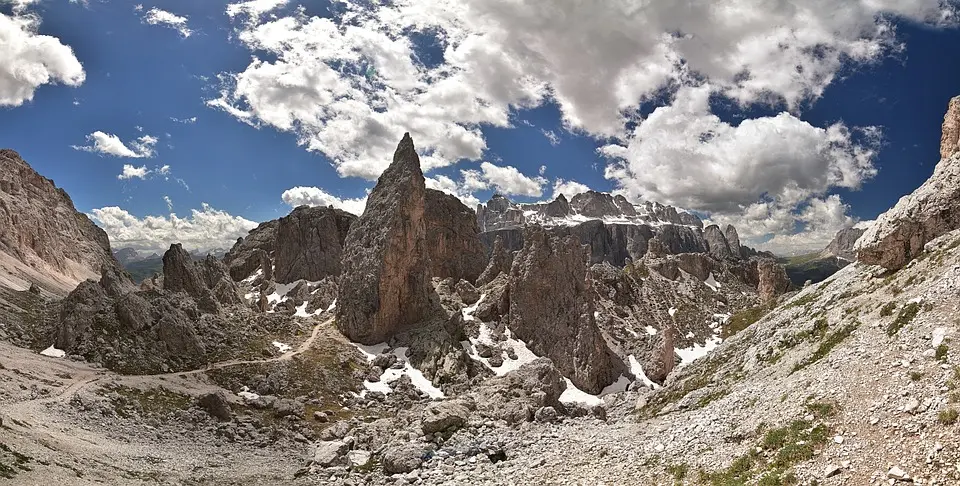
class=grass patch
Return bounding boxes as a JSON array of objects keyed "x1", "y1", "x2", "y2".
[
  {"x1": 792, "y1": 322, "x2": 859, "y2": 374},
  {"x1": 909, "y1": 371, "x2": 923, "y2": 381},
  {"x1": 666, "y1": 463, "x2": 689, "y2": 482},
  {"x1": 723, "y1": 305, "x2": 772, "y2": 338},
  {"x1": 104, "y1": 385, "x2": 193, "y2": 419},
  {"x1": 887, "y1": 302, "x2": 921, "y2": 336},
  {"x1": 879, "y1": 302, "x2": 897, "y2": 317},
  {"x1": 938, "y1": 408, "x2": 959, "y2": 425},
  {"x1": 700, "y1": 418, "x2": 830, "y2": 486}
]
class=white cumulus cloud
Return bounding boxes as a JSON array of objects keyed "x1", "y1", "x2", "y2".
[
  {"x1": 72, "y1": 131, "x2": 158, "y2": 158},
  {"x1": 142, "y1": 7, "x2": 192, "y2": 38},
  {"x1": 280, "y1": 186, "x2": 367, "y2": 215},
  {"x1": 551, "y1": 179, "x2": 591, "y2": 201},
  {"x1": 0, "y1": 12, "x2": 85, "y2": 107},
  {"x1": 89, "y1": 204, "x2": 257, "y2": 254},
  {"x1": 479, "y1": 162, "x2": 546, "y2": 197}
]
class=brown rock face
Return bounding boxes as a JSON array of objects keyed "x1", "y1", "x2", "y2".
[
  {"x1": 757, "y1": 259, "x2": 790, "y2": 303},
  {"x1": 507, "y1": 226, "x2": 625, "y2": 394},
  {"x1": 857, "y1": 97, "x2": 960, "y2": 270},
  {"x1": 424, "y1": 189, "x2": 486, "y2": 283},
  {"x1": 162, "y1": 244, "x2": 222, "y2": 312},
  {"x1": 941, "y1": 96, "x2": 960, "y2": 160},
  {"x1": 0, "y1": 149, "x2": 121, "y2": 294},
  {"x1": 274, "y1": 206, "x2": 355, "y2": 284},
  {"x1": 224, "y1": 220, "x2": 279, "y2": 281},
  {"x1": 337, "y1": 134, "x2": 433, "y2": 344}
]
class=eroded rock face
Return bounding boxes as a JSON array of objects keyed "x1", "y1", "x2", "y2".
[
  {"x1": 723, "y1": 225, "x2": 743, "y2": 259},
  {"x1": 274, "y1": 206, "x2": 355, "y2": 284},
  {"x1": 224, "y1": 220, "x2": 279, "y2": 281},
  {"x1": 337, "y1": 134, "x2": 433, "y2": 344},
  {"x1": 703, "y1": 225, "x2": 733, "y2": 260},
  {"x1": 507, "y1": 226, "x2": 625, "y2": 394},
  {"x1": 822, "y1": 227, "x2": 865, "y2": 261},
  {"x1": 757, "y1": 259, "x2": 791, "y2": 303},
  {"x1": 477, "y1": 235, "x2": 513, "y2": 287},
  {"x1": 0, "y1": 149, "x2": 121, "y2": 294},
  {"x1": 163, "y1": 244, "x2": 219, "y2": 312},
  {"x1": 941, "y1": 95, "x2": 960, "y2": 160},
  {"x1": 424, "y1": 189, "x2": 486, "y2": 283},
  {"x1": 857, "y1": 97, "x2": 960, "y2": 270}
]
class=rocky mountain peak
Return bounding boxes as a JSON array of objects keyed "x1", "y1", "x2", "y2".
[
  {"x1": 337, "y1": 134, "x2": 433, "y2": 344},
  {"x1": 856, "y1": 96, "x2": 960, "y2": 270},
  {"x1": 940, "y1": 95, "x2": 960, "y2": 160},
  {"x1": 822, "y1": 227, "x2": 865, "y2": 261},
  {"x1": 0, "y1": 149, "x2": 120, "y2": 294}
]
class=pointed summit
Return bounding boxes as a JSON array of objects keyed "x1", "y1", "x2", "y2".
[{"x1": 337, "y1": 133, "x2": 432, "y2": 344}]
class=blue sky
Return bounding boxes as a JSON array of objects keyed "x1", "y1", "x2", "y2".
[{"x1": 2, "y1": 0, "x2": 959, "y2": 254}]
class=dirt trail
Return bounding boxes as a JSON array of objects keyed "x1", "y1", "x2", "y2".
[{"x1": 2, "y1": 317, "x2": 333, "y2": 410}]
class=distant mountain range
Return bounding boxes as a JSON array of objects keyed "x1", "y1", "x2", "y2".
[{"x1": 112, "y1": 247, "x2": 227, "y2": 283}]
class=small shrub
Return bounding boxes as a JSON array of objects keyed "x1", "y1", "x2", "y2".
[
  {"x1": 887, "y1": 302, "x2": 921, "y2": 336},
  {"x1": 936, "y1": 344, "x2": 949, "y2": 362},
  {"x1": 909, "y1": 371, "x2": 923, "y2": 381},
  {"x1": 880, "y1": 302, "x2": 897, "y2": 317},
  {"x1": 666, "y1": 463, "x2": 689, "y2": 481},
  {"x1": 804, "y1": 399, "x2": 839, "y2": 419},
  {"x1": 938, "y1": 408, "x2": 959, "y2": 425}
]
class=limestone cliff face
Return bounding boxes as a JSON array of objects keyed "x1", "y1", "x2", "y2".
[
  {"x1": 0, "y1": 149, "x2": 121, "y2": 294},
  {"x1": 940, "y1": 96, "x2": 960, "y2": 160},
  {"x1": 274, "y1": 206, "x2": 355, "y2": 284},
  {"x1": 337, "y1": 134, "x2": 433, "y2": 344},
  {"x1": 757, "y1": 259, "x2": 791, "y2": 303},
  {"x1": 857, "y1": 96, "x2": 960, "y2": 270},
  {"x1": 507, "y1": 226, "x2": 626, "y2": 394},
  {"x1": 424, "y1": 189, "x2": 486, "y2": 283},
  {"x1": 821, "y1": 227, "x2": 865, "y2": 261},
  {"x1": 723, "y1": 225, "x2": 743, "y2": 260},
  {"x1": 703, "y1": 225, "x2": 734, "y2": 260}
]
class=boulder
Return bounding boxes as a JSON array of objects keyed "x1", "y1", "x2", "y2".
[
  {"x1": 274, "y1": 206, "x2": 355, "y2": 284},
  {"x1": 508, "y1": 227, "x2": 626, "y2": 394},
  {"x1": 347, "y1": 450, "x2": 372, "y2": 469},
  {"x1": 424, "y1": 189, "x2": 486, "y2": 283},
  {"x1": 381, "y1": 443, "x2": 426, "y2": 474},
  {"x1": 197, "y1": 391, "x2": 233, "y2": 421},
  {"x1": 857, "y1": 96, "x2": 960, "y2": 270},
  {"x1": 420, "y1": 399, "x2": 472, "y2": 435},
  {"x1": 312, "y1": 440, "x2": 349, "y2": 468},
  {"x1": 337, "y1": 134, "x2": 433, "y2": 344}
]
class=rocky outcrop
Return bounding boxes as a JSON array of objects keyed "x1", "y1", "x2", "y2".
[
  {"x1": 337, "y1": 134, "x2": 433, "y2": 344},
  {"x1": 274, "y1": 206, "x2": 355, "y2": 284},
  {"x1": 224, "y1": 220, "x2": 279, "y2": 281},
  {"x1": 476, "y1": 193, "x2": 525, "y2": 232},
  {"x1": 477, "y1": 235, "x2": 513, "y2": 287},
  {"x1": 0, "y1": 149, "x2": 121, "y2": 294},
  {"x1": 507, "y1": 226, "x2": 626, "y2": 394},
  {"x1": 163, "y1": 244, "x2": 220, "y2": 313},
  {"x1": 723, "y1": 225, "x2": 743, "y2": 259},
  {"x1": 856, "y1": 97, "x2": 960, "y2": 270},
  {"x1": 540, "y1": 193, "x2": 571, "y2": 218},
  {"x1": 941, "y1": 96, "x2": 960, "y2": 160},
  {"x1": 757, "y1": 259, "x2": 790, "y2": 303},
  {"x1": 424, "y1": 189, "x2": 486, "y2": 283},
  {"x1": 822, "y1": 227, "x2": 865, "y2": 261},
  {"x1": 703, "y1": 225, "x2": 733, "y2": 260}
]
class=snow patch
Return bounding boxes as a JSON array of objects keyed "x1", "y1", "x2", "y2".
[
  {"x1": 241, "y1": 268, "x2": 263, "y2": 284},
  {"x1": 294, "y1": 301, "x2": 310, "y2": 317},
  {"x1": 629, "y1": 355, "x2": 659, "y2": 389},
  {"x1": 675, "y1": 335, "x2": 722, "y2": 366},
  {"x1": 559, "y1": 375, "x2": 631, "y2": 406},
  {"x1": 461, "y1": 294, "x2": 486, "y2": 322},
  {"x1": 668, "y1": 307, "x2": 678, "y2": 317},
  {"x1": 705, "y1": 272, "x2": 721, "y2": 291},
  {"x1": 462, "y1": 323, "x2": 538, "y2": 376},
  {"x1": 326, "y1": 299, "x2": 337, "y2": 311},
  {"x1": 40, "y1": 345, "x2": 65, "y2": 358},
  {"x1": 352, "y1": 345, "x2": 445, "y2": 399},
  {"x1": 272, "y1": 341, "x2": 291, "y2": 353},
  {"x1": 645, "y1": 326, "x2": 658, "y2": 336},
  {"x1": 238, "y1": 386, "x2": 260, "y2": 401}
]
